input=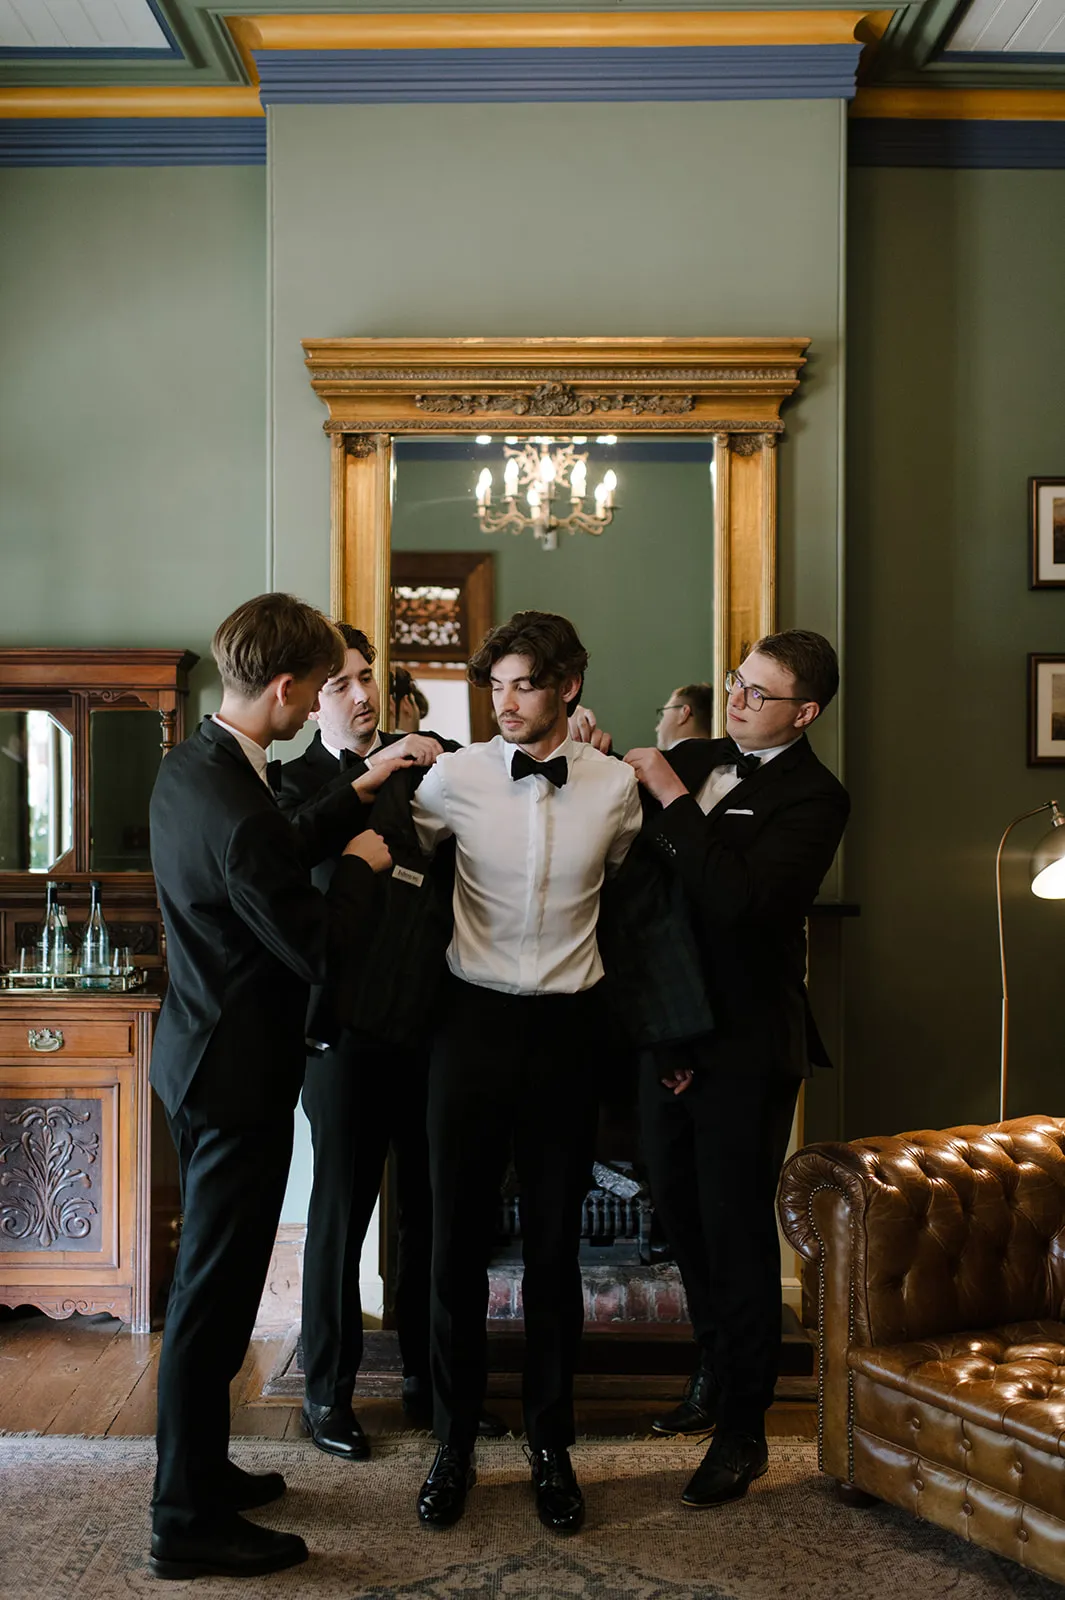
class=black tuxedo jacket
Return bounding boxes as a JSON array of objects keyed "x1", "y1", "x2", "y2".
[
  {"x1": 271, "y1": 728, "x2": 458, "y2": 1046},
  {"x1": 268, "y1": 729, "x2": 376, "y2": 895},
  {"x1": 149, "y1": 718, "x2": 375, "y2": 1121},
  {"x1": 647, "y1": 734, "x2": 850, "y2": 1079}
]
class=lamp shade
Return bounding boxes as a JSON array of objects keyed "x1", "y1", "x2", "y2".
[{"x1": 1031, "y1": 810, "x2": 1065, "y2": 898}]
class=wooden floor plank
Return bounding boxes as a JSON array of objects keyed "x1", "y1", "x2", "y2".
[
  {"x1": 104, "y1": 1338, "x2": 161, "y2": 1436},
  {"x1": 0, "y1": 1316, "x2": 78, "y2": 1430},
  {"x1": 232, "y1": 1334, "x2": 289, "y2": 1409},
  {"x1": 230, "y1": 1404, "x2": 292, "y2": 1439},
  {"x1": 48, "y1": 1326, "x2": 155, "y2": 1436},
  {"x1": 1, "y1": 1314, "x2": 819, "y2": 1441},
  {"x1": 0, "y1": 1318, "x2": 122, "y2": 1434}
]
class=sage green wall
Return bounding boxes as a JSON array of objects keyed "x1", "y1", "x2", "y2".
[
  {"x1": 391, "y1": 452, "x2": 716, "y2": 753},
  {"x1": 846, "y1": 168, "x2": 1065, "y2": 1138},
  {"x1": 269, "y1": 98, "x2": 848, "y2": 1219},
  {"x1": 0, "y1": 167, "x2": 268, "y2": 713}
]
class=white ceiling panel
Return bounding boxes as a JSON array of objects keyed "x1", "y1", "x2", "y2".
[
  {"x1": 0, "y1": 0, "x2": 169, "y2": 48},
  {"x1": 947, "y1": 0, "x2": 1065, "y2": 51}
]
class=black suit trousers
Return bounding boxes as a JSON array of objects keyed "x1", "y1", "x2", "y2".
[
  {"x1": 152, "y1": 1097, "x2": 293, "y2": 1537},
  {"x1": 300, "y1": 1033, "x2": 432, "y2": 1406},
  {"x1": 428, "y1": 978, "x2": 600, "y2": 1454},
  {"x1": 639, "y1": 1046, "x2": 800, "y2": 1436}
]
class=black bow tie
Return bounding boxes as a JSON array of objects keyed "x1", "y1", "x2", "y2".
[
  {"x1": 724, "y1": 741, "x2": 762, "y2": 781},
  {"x1": 511, "y1": 750, "x2": 568, "y2": 789}
]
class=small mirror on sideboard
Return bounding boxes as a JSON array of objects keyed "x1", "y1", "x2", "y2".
[
  {"x1": 0, "y1": 649, "x2": 197, "y2": 972},
  {"x1": 89, "y1": 707, "x2": 161, "y2": 873},
  {"x1": 0, "y1": 709, "x2": 74, "y2": 872}
]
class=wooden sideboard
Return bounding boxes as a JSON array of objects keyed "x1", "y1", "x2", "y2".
[{"x1": 0, "y1": 985, "x2": 177, "y2": 1333}]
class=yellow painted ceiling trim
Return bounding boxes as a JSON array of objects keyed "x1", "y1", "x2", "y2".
[
  {"x1": 852, "y1": 87, "x2": 1065, "y2": 120},
  {"x1": 0, "y1": 87, "x2": 263, "y2": 118},
  {"x1": 230, "y1": 11, "x2": 876, "y2": 52}
]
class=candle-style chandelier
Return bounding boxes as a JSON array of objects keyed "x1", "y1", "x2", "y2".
[{"x1": 474, "y1": 436, "x2": 618, "y2": 552}]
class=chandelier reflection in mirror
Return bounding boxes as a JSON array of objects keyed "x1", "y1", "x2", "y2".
[{"x1": 474, "y1": 436, "x2": 618, "y2": 552}]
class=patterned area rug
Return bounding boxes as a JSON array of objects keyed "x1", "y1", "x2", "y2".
[{"x1": 0, "y1": 1434, "x2": 1058, "y2": 1599}]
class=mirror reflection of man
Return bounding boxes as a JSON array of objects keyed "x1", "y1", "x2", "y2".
[
  {"x1": 390, "y1": 666, "x2": 429, "y2": 735},
  {"x1": 655, "y1": 683, "x2": 715, "y2": 751},
  {"x1": 270, "y1": 624, "x2": 503, "y2": 1462},
  {"x1": 624, "y1": 631, "x2": 849, "y2": 1511}
]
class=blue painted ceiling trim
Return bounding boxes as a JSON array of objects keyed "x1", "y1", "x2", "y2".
[
  {"x1": 255, "y1": 45, "x2": 863, "y2": 104},
  {"x1": 849, "y1": 118, "x2": 1065, "y2": 168},
  {"x1": 0, "y1": 117, "x2": 266, "y2": 166}
]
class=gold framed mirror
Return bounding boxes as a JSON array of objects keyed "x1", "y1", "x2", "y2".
[{"x1": 303, "y1": 337, "x2": 809, "y2": 737}]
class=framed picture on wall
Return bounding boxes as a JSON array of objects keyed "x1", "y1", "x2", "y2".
[
  {"x1": 1029, "y1": 478, "x2": 1065, "y2": 588},
  {"x1": 1028, "y1": 654, "x2": 1065, "y2": 764}
]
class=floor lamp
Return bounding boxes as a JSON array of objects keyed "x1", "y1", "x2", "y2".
[{"x1": 996, "y1": 800, "x2": 1065, "y2": 1121}]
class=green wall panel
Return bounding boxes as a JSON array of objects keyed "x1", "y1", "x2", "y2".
[
  {"x1": 846, "y1": 167, "x2": 1065, "y2": 1138},
  {"x1": 0, "y1": 167, "x2": 267, "y2": 715}
]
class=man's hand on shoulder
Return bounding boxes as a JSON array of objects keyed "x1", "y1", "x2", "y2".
[
  {"x1": 624, "y1": 747, "x2": 689, "y2": 808},
  {"x1": 342, "y1": 829, "x2": 392, "y2": 873},
  {"x1": 352, "y1": 735, "x2": 443, "y2": 800},
  {"x1": 568, "y1": 705, "x2": 613, "y2": 754}
]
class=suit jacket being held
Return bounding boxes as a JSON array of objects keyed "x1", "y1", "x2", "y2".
[
  {"x1": 271, "y1": 728, "x2": 458, "y2": 1047},
  {"x1": 647, "y1": 734, "x2": 850, "y2": 1079},
  {"x1": 149, "y1": 717, "x2": 375, "y2": 1121}
]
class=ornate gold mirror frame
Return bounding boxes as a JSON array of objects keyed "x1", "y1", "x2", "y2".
[{"x1": 303, "y1": 337, "x2": 809, "y2": 733}]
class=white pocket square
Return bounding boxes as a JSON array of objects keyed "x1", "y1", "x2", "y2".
[{"x1": 725, "y1": 807, "x2": 754, "y2": 815}]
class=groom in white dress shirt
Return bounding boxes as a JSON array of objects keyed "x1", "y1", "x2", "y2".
[{"x1": 408, "y1": 611, "x2": 641, "y2": 1535}]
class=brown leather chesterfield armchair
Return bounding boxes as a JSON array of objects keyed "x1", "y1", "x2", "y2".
[{"x1": 778, "y1": 1115, "x2": 1065, "y2": 1585}]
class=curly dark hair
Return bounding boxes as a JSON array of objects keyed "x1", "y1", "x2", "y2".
[
  {"x1": 467, "y1": 611, "x2": 589, "y2": 712},
  {"x1": 333, "y1": 622, "x2": 376, "y2": 665}
]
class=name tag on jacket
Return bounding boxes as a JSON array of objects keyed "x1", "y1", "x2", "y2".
[
  {"x1": 392, "y1": 865, "x2": 425, "y2": 888},
  {"x1": 724, "y1": 808, "x2": 754, "y2": 816}
]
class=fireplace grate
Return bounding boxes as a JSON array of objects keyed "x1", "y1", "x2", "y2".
[{"x1": 496, "y1": 1166, "x2": 654, "y2": 1264}]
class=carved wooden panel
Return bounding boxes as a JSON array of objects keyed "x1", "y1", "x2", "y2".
[
  {"x1": 0, "y1": 992, "x2": 171, "y2": 1332},
  {"x1": 0, "y1": 1097, "x2": 102, "y2": 1252},
  {"x1": 392, "y1": 584, "x2": 464, "y2": 655}
]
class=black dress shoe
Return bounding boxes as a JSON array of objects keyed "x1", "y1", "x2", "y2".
[
  {"x1": 401, "y1": 1378, "x2": 435, "y2": 1430},
  {"x1": 416, "y1": 1445, "x2": 475, "y2": 1528},
  {"x1": 301, "y1": 1400, "x2": 371, "y2": 1461},
  {"x1": 476, "y1": 1408, "x2": 508, "y2": 1439},
  {"x1": 529, "y1": 1447, "x2": 585, "y2": 1534},
  {"x1": 224, "y1": 1461, "x2": 287, "y2": 1510},
  {"x1": 681, "y1": 1430, "x2": 769, "y2": 1508},
  {"x1": 149, "y1": 1515, "x2": 308, "y2": 1579},
  {"x1": 651, "y1": 1366, "x2": 719, "y2": 1436}
]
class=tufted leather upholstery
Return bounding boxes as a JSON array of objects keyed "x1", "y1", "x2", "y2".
[{"x1": 779, "y1": 1116, "x2": 1065, "y2": 1585}]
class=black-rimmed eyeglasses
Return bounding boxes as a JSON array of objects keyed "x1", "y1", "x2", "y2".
[
  {"x1": 655, "y1": 704, "x2": 686, "y2": 718},
  {"x1": 724, "y1": 670, "x2": 806, "y2": 713}
]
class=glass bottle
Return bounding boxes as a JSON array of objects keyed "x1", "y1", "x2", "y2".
[
  {"x1": 38, "y1": 881, "x2": 69, "y2": 976},
  {"x1": 81, "y1": 881, "x2": 111, "y2": 980}
]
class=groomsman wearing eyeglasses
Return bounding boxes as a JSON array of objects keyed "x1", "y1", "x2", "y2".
[
  {"x1": 654, "y1": 682, "x2": 715, "y2": 751},
  {"x1": 623, "y1": 630, "x2": 849, "y2": 1510}
]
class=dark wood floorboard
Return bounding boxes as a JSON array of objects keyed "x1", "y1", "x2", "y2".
[{"x1": 0, "y1": 1308, "x2": 816, "y2": 1441}]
